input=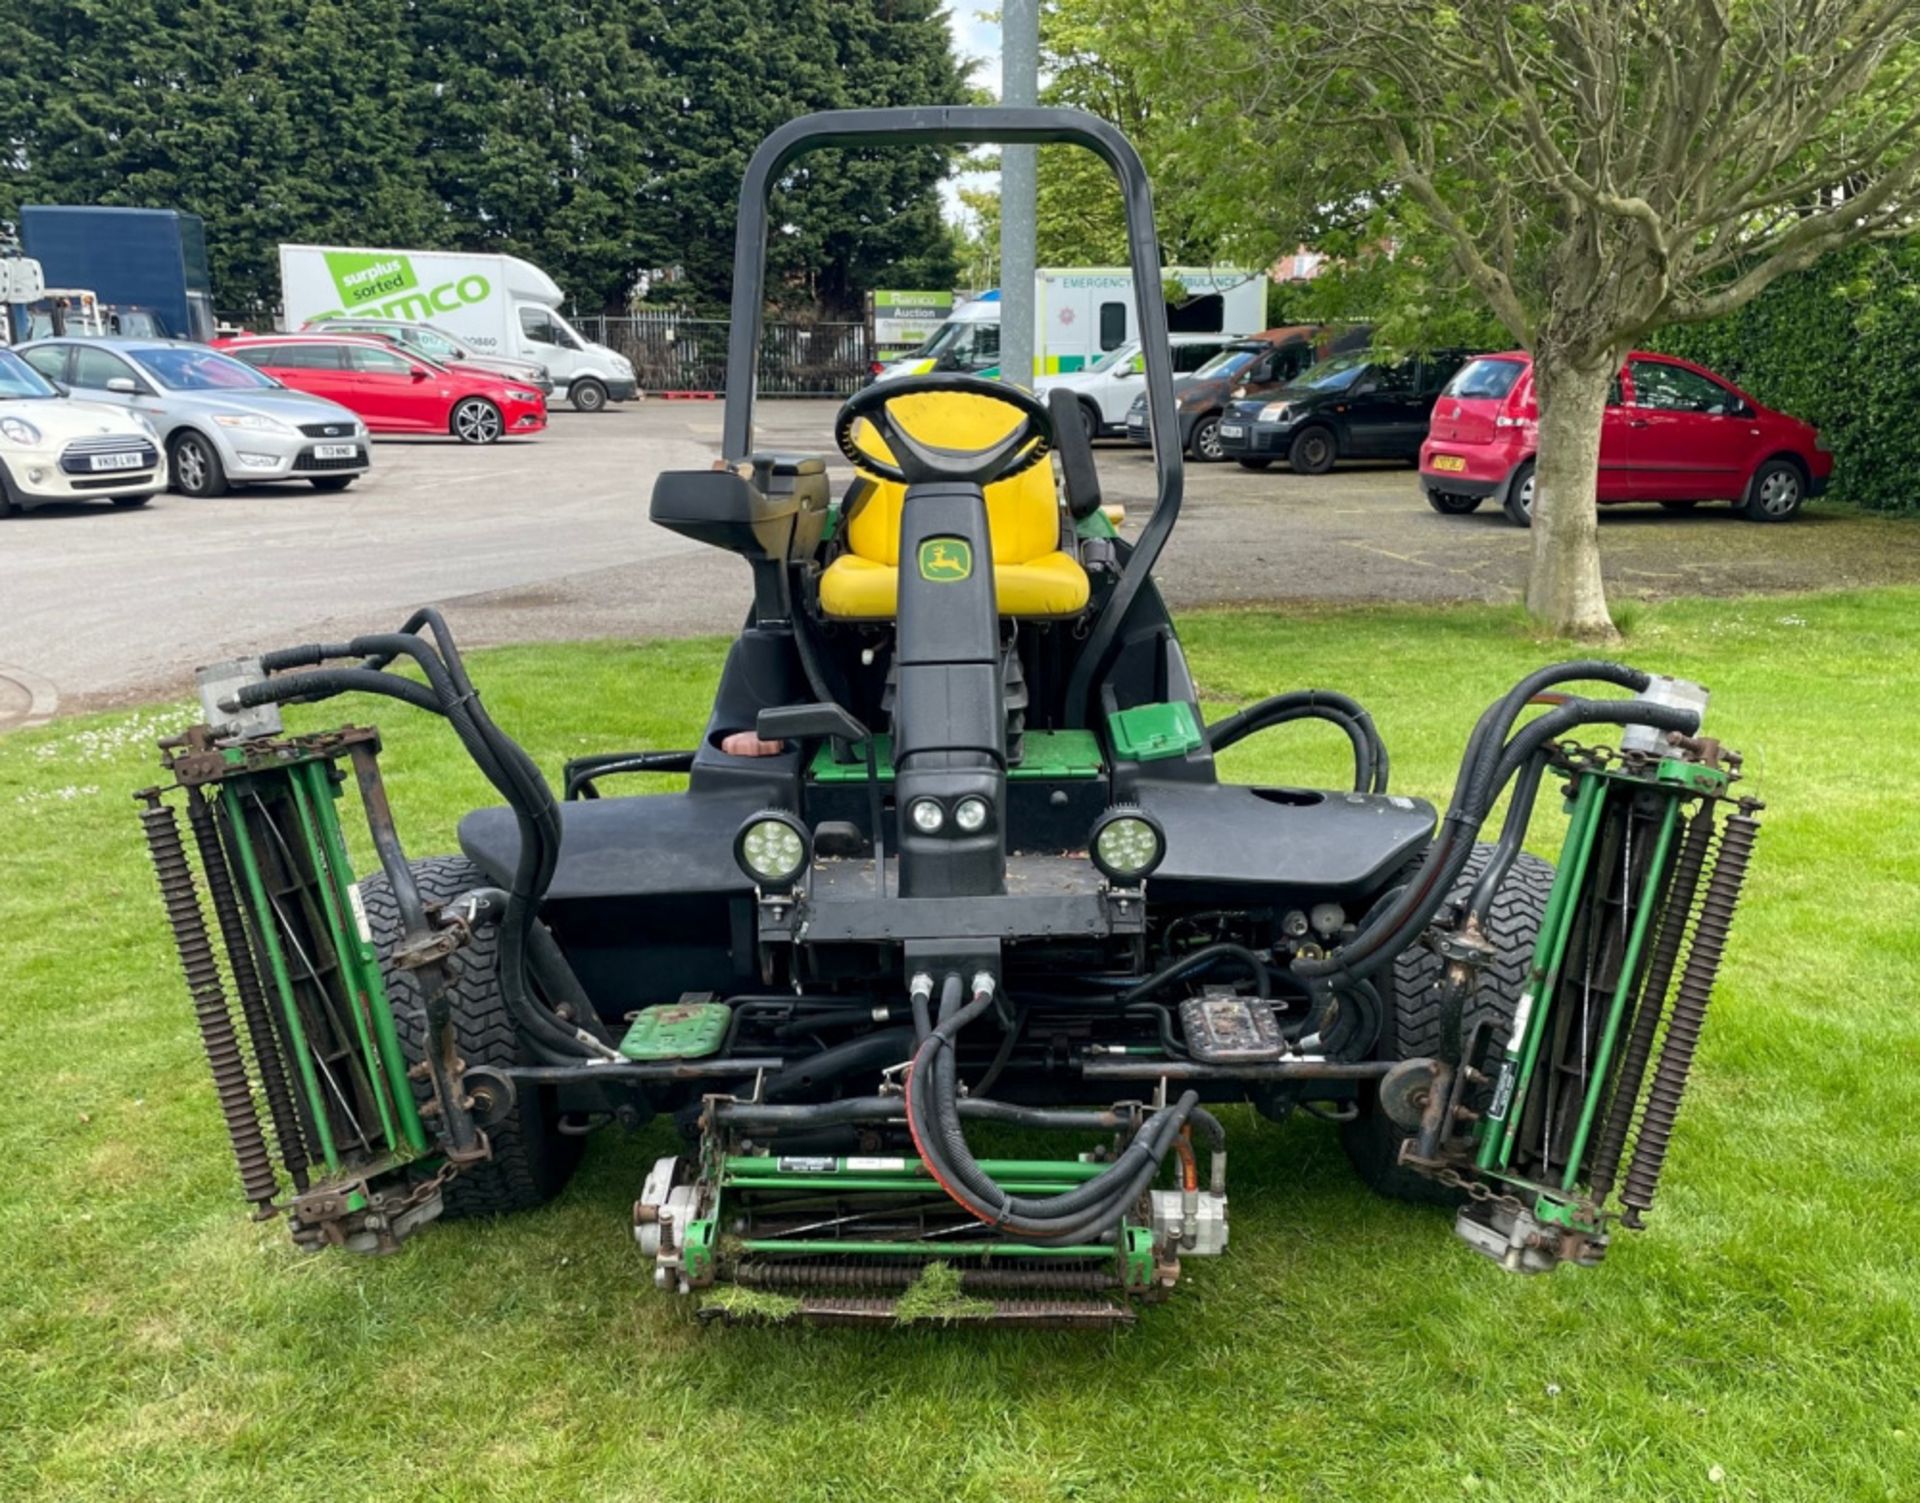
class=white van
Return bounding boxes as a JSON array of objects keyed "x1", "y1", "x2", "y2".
[
  {"x1": 874, "y1": 268, "x2": 1266, "y2": 383},
  {"x1": 278, "y1": 245, "x2": 637, "y2": 412}
]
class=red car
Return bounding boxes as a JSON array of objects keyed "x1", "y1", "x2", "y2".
[
  {"x1": 1420, "y1": 351, "x2": 1831, "y2": 525},
  {"x1": 214, "y1": 334, "x2": 546, "y2": 444}
]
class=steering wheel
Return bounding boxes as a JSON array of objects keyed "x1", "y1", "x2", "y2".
[{"x1": 835, "y1": 373, "x2": 1054, "y2": 488}]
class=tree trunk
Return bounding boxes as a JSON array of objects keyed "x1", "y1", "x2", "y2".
[{"x1": 1526, "y1": 349, "x2": 1619, "y2": 641}]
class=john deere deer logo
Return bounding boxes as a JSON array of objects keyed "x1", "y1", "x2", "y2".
[{"x1": 918, "y1": 537, "x2": 973, "y2": 582}]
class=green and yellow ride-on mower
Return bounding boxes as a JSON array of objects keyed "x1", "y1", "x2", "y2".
[{"x1": 138, "y1": 109, "x2": 1761, "y2": 1326}]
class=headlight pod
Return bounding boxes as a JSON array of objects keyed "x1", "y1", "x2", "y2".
[
  {"x1": 953, "y1": 796, "x2": 990, "y2": 833},
  {"x1": 0, "y1": 416, "x2": 43, "y2": 446},
  {"x1": 1258, "y1": 402, "x2": 1293, "y2": 423},
  {"x1": 214, "y1": 412, "x2": 295, "y2": 434},
  {"x1": 1088, "y1": 807, "x2": 1166, "y2": 884},
  {"x1": 734, "y1": 810, "x2": 809, "y2": 890},
  {"x1": 507, "y1": 388, "x2": 542, "y2": 403},
  {"x1": 907, "y1": 798, "x2": 945, "y2": 835}
]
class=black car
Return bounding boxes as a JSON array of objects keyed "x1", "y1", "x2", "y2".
[
  {"x1": 1216, "y1": 349, "x2": 1471, "y2": 473},
  {"x1": 1122, "y1": 325, "x2": 1370, "y2": 461}
]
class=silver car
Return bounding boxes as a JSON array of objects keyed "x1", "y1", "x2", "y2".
[{"x1": 18, "y1": 337, "x2": 372, "y2": 497}]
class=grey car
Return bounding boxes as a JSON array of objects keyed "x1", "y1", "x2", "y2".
[
  {"x1": 19, "y1": 338, "x2": 372, "y2": 497},
  {"x1": 302, "y1": 318, "x2": 554, "y2": 396}
]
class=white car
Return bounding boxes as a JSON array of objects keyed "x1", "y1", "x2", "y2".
[
  {"x1": 1034, "y1": 333, "x2": 1244, "y2": 440},
  {"x1": 0, "y1": 347, "x2": 165, "y2": 514}
]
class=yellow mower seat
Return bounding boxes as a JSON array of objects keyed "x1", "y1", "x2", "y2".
[{"x1": 819, "y1": 391, "x2": 1090, "y2": 621}]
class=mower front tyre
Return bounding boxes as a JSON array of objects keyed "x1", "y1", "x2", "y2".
[
  {"x1": 361, "y1": 854, "x2": 583, "y2": 1218},
  {"x1": 1339, "y1": 842, "x2": 1554, "y2": 1206}
]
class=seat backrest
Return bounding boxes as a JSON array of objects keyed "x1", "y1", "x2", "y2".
[{"x1": 845, "y1": 391, "x2": 1061, "y2": 567}]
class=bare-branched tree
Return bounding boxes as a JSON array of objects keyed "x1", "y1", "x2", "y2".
[{"x1": 1199, "y1": 0, "x2": 1920, "y2": 636}]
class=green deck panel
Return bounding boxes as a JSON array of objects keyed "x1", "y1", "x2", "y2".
[
  {"x1": 809, "y1": 728, "x2": 1105, "y2": 783},
  {"x1": 620, "y1": 1001, "x2": 734, "y2": 1060},
  {"x1": 1106, "y1": 701, "x2": 1203, "y2": 762}
]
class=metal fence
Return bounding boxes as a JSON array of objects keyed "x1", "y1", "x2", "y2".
[{"x1": 576, "y1": 312, "x2": 874, "y2": 397}]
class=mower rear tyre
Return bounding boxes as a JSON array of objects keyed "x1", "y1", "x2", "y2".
[
  {"x1": 361, "y1": 855, "x2": 583, "y2": 1218},
  {"x1": 1339, "y1": 842, "x2": 1554, "y2": 1206}
]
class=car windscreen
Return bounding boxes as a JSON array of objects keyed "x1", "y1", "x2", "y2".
[
  {"x1": 133, "y1": 347, "x2": 280, "y2": 391},
  {"x1": 1288, "y1": 351, "x2": 1374, "y2": 391},
  {"x1": 1191, "y1": 346, "x2": 1262, "y2": 379},
  {"x1": 0, "y1": 349, "x2": 60, "y2": 399},
  {"x1": 1444, "y1": 357, "x2": 1526, "y2": 400},
  {"x1": 1087, "y1": 341, "x2": 1140, "y2": 375}
]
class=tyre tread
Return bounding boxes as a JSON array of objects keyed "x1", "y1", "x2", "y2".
[{"x1": 360, "y1": 855, "x2": 580, "y2": 1217}]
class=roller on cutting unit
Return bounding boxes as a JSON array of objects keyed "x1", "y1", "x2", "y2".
[{"x1": 134, "y1": 107, "x2": 1763, "y2": 1325}]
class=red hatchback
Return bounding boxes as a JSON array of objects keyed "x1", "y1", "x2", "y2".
[
  {"x1": 214, "y1": 334, "x2": 546, "y2": 444},
  {"x1": 1420, "y1": 351, "x2": 1830, "y2": 524}
]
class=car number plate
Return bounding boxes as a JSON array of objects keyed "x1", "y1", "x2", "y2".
[
  {"x1": 1218, "y1": 424, "x2": 1245, "y2": 439},
  {"x1": 89, "y1": 452, "x2": 144, "y2": 472},
  {"x1": 1430, "y1": 454, "x2": 1467, "y2": 472},
  {"x1": 314, "y1": 444, "x2": 359, "y2": 460}
]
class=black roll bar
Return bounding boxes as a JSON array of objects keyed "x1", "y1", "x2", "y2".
[{"x1": 721, "y1": 106, "x2": 1185, "y2": 727}]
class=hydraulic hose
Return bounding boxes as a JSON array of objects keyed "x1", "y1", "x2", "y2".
[
  {"x1": 232, "y1": 613, "x2": 613, "y2": 1063},
  {"x1": 1116, "y1": 941, "x2": 1269, "y2": 1004},
  {"x1": 906, "y1": 976, "x2": 1198, "y2": 1241},
  {"x1": 1205, "y1": 688, "x2": 1389, "y2": 793},
  {"x1": 1292, "y1": 665, "x2": 1699, "y2": 991}
]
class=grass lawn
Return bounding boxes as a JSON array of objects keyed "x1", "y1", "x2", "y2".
[{"x1": 3, "y1": 587, "x2": 1917, "y2": 1502}]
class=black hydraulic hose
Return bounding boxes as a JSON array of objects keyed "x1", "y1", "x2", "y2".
[
  {"x1": 1295, "y1": 669, "x2": 1697, "y2": 989},
  {"x1": 232, "y1": 668, "x2": 441, "y2": 716},
  {"x1": 760, "y1": 1026, "x2": 916, "y2": 1101},
  {"x1": 236, "y1": 620, "x2": 606, "y2": 1061},
  {"x1": 1116, "y1": 941, "x2": 1269, "y2": 1004},
  {"x1": 1466, "y1": 749, "x2": 1550, "y2": 923},
  {"x1": 908, "y1": 978, "x2": 1196, "y2": 1239},
  {"x1": 1205, "y1": 688, "x2": 1389, "y2": 793}
]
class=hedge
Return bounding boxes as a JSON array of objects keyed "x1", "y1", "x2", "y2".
[{"x1": 1654, "y1": 239, "x2": 1920, "y2": 513}]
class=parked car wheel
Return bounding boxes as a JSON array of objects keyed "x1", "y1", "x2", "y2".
[
  {"x1": 1188, "y1": 414, "x2": 1226, "y2": 462},
  {"x1": 0, "y1": 463, "x2": 22, "y2": 516},
  {"x1": 1076, "y1": 399, "x2": 1102, "y2": 444},
  {"x1": 309, "y1": 476, "x2": 356, "y2": 492},
  {"x1": 1425, "y1": 488, "x2": 1482, "y2": 515},
  {"x1": 451, "y1": 397, "x2": 505, "y2": 445},
  {"x1": 110, "y1": 494, "x2": 154, "y2": 509},
  {"x1": 1236, "y1": 457, "x2": 1274, "y2": 471},
  {"x1": 1287, "y1": 426, "x2": 1337, "y2": 475},
  {"x1": 1740, "y1": 458, "x2": 1806, "y2": 522},
  {"x1": 170, "y1": 431, "x2": 229, "y2": 498},
  {"x1": 1501, "y1": 460, "x2": 1536, "y2": 527},
  {"x1": 570, "y1": 378, "x2": 609, "y2": 414}
]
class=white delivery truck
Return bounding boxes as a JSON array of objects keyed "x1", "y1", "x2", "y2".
[
  {"x1": 873, "y1": 267, "x2": 1266, "y2": 382},
  {"x1": 278, "y1": 245, "x2": 637, "y2": 411}
]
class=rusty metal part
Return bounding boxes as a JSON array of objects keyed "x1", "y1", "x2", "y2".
[
  {"x1": 185, "y1": 788, "x2": 312, "y2": 1194},
  {"x1": 1587, "y1": 803, "x2": 1717, "y2": 1201},
  {"x1": 138, "y1": 788, "x2": 278, "y2": 1214},
  {"x1": 1621, "y1": 810, "x2": 1759, "y2": 1227},
  {"x1": 733, "y1": 1261, "x2": 1122, "y2": 1293}
]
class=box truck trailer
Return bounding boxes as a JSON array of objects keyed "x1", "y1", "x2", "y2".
[
  {"x1": 18, "y1": 206, "x2": 217, "y2": 341},
  {"x1": 278, "y1": 245, "x2": 636, "y2": 411},
  {"x1": 872, "y1": 267, "x2": 1267, "y2": 382}
]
